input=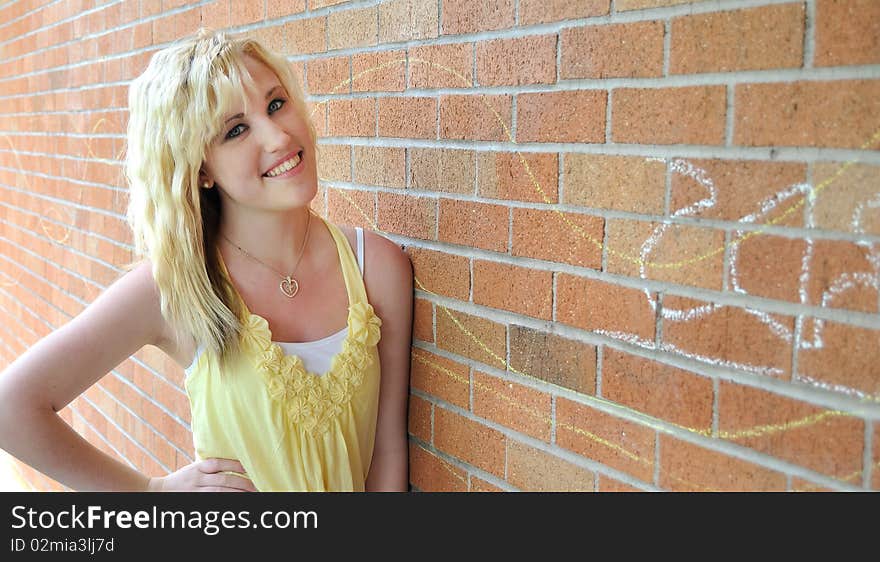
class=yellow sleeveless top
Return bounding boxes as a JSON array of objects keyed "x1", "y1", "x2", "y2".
[{"x1": 184, "y1": 216, "x2": 383, "y2": 491}]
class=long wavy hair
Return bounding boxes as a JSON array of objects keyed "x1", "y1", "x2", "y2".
[{"x1": 123, "y1": 28, "x2": 317, "y2": 373}]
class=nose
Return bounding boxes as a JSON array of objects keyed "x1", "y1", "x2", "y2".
[{"x1": 257, "y1": 116, "x2": 291, "y2": 154}]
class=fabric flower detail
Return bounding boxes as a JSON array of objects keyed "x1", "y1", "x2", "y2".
[{"x1": 349, "y1": 302, "x2": 382, "y2": 346}]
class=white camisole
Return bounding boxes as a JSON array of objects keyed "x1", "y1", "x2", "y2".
[{"x1": 185, "y1": 227, "x2": 364, "y2": 377}]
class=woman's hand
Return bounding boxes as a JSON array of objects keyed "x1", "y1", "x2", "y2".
[{"x1": 148, "y1": 458, "x2": 257, "y2": 492}]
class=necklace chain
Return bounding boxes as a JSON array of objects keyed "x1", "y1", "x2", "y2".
[{"x1": 221, "y1": 211, "x2": 313, "y2": 298}]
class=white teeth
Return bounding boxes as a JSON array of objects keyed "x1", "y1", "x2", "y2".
[{"x1": 264, "y1": 152, "x2": 302, "y2": 177}]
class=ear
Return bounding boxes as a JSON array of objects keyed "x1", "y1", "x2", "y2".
[{"x1": 198, "y1": 169, "x2": 214, "y2": 189}]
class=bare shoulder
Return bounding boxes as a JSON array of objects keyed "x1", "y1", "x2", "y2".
[{"x1": 362, "y1": 230, "x2": 413, "y2": 303}]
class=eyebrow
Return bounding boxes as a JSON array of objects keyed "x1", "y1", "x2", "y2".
[{"x1": 224, "y1": 85, "x2": 283, "y2": 125}]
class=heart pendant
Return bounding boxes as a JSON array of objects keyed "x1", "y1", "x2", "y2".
[{"x1": 280, "y1": 276, "x2": 299, "y2": 298}]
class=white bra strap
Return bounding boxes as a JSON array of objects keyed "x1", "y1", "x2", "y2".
[{"x1": 356, "y1": 227, "x2": 364, "y2": 276}]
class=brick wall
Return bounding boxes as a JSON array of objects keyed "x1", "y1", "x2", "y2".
[{"x1": 1, "y1": 0, "x2": 878, "y2": 492}]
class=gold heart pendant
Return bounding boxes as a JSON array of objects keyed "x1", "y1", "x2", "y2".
[{"x1": 280, "y1": 276, "x2": 299, "y2": 298}]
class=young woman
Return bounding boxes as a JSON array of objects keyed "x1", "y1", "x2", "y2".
[{"x1": 0, "y1": 29, "x2": 412, "y2": 491}]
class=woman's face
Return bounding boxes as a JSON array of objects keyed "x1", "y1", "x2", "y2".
[{"x1": 200, "y1": 55, "x2": 317, "y2": 213}]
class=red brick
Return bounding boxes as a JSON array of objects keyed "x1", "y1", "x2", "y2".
[
  {"x1": 564, "y1": 154, "x2": 665, "y2": 214},
  {"x1": 473, "y1": 260, "x2": 553, "y2": 320},
  {"x1": 562, "y1": 21, "x2": 664, "y2": 79},
  {"x1": 613, "y1": 86, "x2": 727, "y2": 145},
  {"x1": 378, "y1": 0, "x2": 438, "y2": 43},
  {"x1": 603, "y1": 348, "x2": 714, "y2": 431},
  {"x1": 476, "y1": 35, "x2": 556, "y2": 86},
  {"x1": 670, "y1": 4, "x2": 804, "y2": 74},
  {"x1": 316, "y1": 144, "x2": 351, "y2": 183},
  {"x1": 735, "y1": 80, "x2": 880, "y2": 149},
  {"x1": 408, "y1": 246, "x2": 470, "y2": 300},
  {"x1": 815, "y1": 0, "x2": 880, "y2": 66},
  {"x1": 474, "y1": 371, "x2": 552, "y2": 441},
  {"x1": 659, "y1": 434, "x2": 787, "y2": 491},
  {"x1": 327, "y1": 98, "x2": 375, "y2": 137},
  {"x1": 307, "y1": 56, "x2": 349, "y2": 95},
  {"x1": 436, "y1": 307, "x2": 507, "y2": 369},
  {"x1": 804, "y1": 239, "x2": 878, "y2": 313},
  {"x1": 441, "y1": 0, "x2": 514, "y2": 35},
  {"x1": 719, "y1": 381, "x2": 864, "y2": 480},
  {"x1": 511, "y1": 208, "x2": 603, "y2": 269},
  {"x1": 327, "y1": 6, "x2": 377, "y2": 50},
  {"x1": 438, "y1": 198, "x2": 508, "y2": 253},
  {"x1": 517, "y1": 91, "x2": 606, "y2": 143},
  {"x1": 617, "y1": 0, "x2": 708, "y2": 8},
  {"x1": 509, "y1": 324, "x2": 597, "y2": 395},
  {"x1": 410, "y1": 148, "x2": 475, "y2": 195},
  {"x1": 267, "y1": 0, "x2": 306, "y2": 19},
  {"x1": 811, "y1": 162, "x2": 880, "y2": 235},
  {"x1": 669, "y1": 159, "x2": 807, "y2": 225},
  {"x1": 557, "y1": 273, "x2": 657, "y2": 341},
  {"x1": 440, "y1": 94, "x2": 512, "y2": 142},
  {"x1": 284, "y1": 16, "x2": 325, "y2": 55},
  {"x1": 477, "y1": 151, "x2": 557, "y2": 204},
  {"x1": 791, "y1": 478, "x2": 838, "y2": 492},
  {"x1": 597, "y1": 474, "x2": 644, "y2": 492},
  {"x1": 409, "y1": 442, "x2": 468, "y2": 491},
  {"x1": 353, "y1": 146, "x2": 405, "y2": 188},
  {"x1": 507, "y1": 440, "x2": 595, "y2": 491},
  {"x1": 730, "y1": 232, "x2": 807, "y2": 303},
  {"x1": 874, "y1": 421, "x2": 879, "y2": 490},
  {"x1": 377, "y1": 192, "x2": 436, "y2": 240},
  {"x1": 408, "y1": 42, "x2": 474, "y2": 89},
  {"x1": 469, "y1": 476, "x2": 503, "y2": 492},
  {"x1": 434, "y1": 407, "x2": 506, "y2": 478},
  {"x1": 378, "y1": 97, "x2": 436, "y2": 139},
  {"x1": 326, "y1": 187, "x2": 376, "y2": 229},
  {"x1": 413, "y1": 297, "x2": 434, "y2": 343},
  {"x1": 410, "y1": 348, "x2": 470, "y2": 409},
  {"x1": 662, "y1": 295, "x2": 794, "y2": 377},
  {"x1": 798, "y1": 318, "x2": 880, "y2": 399},
  {"x1": 556, "y1": 398, "x2": 655, "y2": 481},
  {"x1": 519, "y1": 0, "x2": 609, "y2": 25},
  {"x1": 352, "y1": 50, "x2": 406, "y2": 92}
]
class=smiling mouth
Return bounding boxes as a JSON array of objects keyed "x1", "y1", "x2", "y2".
[{"x1": 263, "y1": 150, "x2": 303, "y2": 177}]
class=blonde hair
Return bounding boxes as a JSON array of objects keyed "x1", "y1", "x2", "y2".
[{"x1": 123, "y1": 28, "x2": 317, "y2": 372}]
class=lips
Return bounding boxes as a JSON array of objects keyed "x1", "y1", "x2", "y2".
[{"x1": 262, "y1": 150, "x2": 303, "y2": 177}]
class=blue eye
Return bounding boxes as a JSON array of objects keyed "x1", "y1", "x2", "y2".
[{"x1": 224, "y1": 98, "x2": 287, "y2": 140}]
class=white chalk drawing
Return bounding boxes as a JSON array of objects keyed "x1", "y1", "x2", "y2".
[{"x1": 636, "y1": 158, "x2": 879, "y2": 399}]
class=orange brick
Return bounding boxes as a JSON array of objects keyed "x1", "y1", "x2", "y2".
[
  {"x1": 517, "y1": 90, "x2": 606, "y2": 143},
  {"x1": 327, "y1": 98, "x2": 375, "y2": 137},
  {"x1": 311, "y1": 0, "x2": 348, "y2": 8},
  {"x1": 326, "y1": 187, "x2": 376, "y2": 228},
  {"x1": 476, "y1": 34, "x2": 556, "y2": 86},
  {"x1": 563, "y1": 154, "x2": 665, "y2": 214},
  {"x1": 307, "y1": 56, "x2": 349, "y2": 95},
  {"x1": 602, "y1": 348, "x2": 713, "y2": 430},
  {"x1": 410, "y1": 148, "x2": 475, "y2": 194},
  {"x1": 804, "y1": 239, "x2": 878, "y2": 313},
  {"x1": 353, "y1": 146, "x2": 405, "y2": 188},
  {"x1": 735, "y1": 80, "x2": 880, "y2": 149},
  {"x1": 606, "y1": 221, "x2": 725, "y2": 291},
  {"x1": 662, "y1": 295, "x2": 794, "y2": 377},
  {"x1": 509, "y1": 324, "x2": 597, "y2": 395},
  {"x1": 267, "y1": 0, "x2": 306, "y2": 19},
  {"x1": 441, "y1": 0, "x2": 515, "y2": 35},
  {"x1": 316, "y1": 143, "x2": 351, "y2": 183},
  {"x1": 473, "y1": 260, "x2": 553, "y2": 320},
  {"x1": 597, "y1": 474, "x2": 644, "y2": 492},
  {"x1": 617, "y1": 0, "x2": 708, "y2": 9},
  {"x1": 284, "y1": 16, "x2": 325, "y2": 55},
  {"x1": 411, "y1": 347, "x2": 470, "y2": 409},
  {"x1": 474, "y1": 371, "x2": 552, "y2": 441},
  {"x1": 791, "y1": 478, "x2": 838, "y2": 492},
  {"x1": 815, "y1": 0, "x2": 880, "y2": 66},
  {"x1": 511, "y1": 208, "x2": 603, "y2": 269},
  {"x1": 669, "y1": 159, "x2": 807, "y2": 225},
  {"x1": 352, "y1": 49, "x2": 406, "y2": 92},
  {"x1": 408, "y1": 42, "x2": 474, "y2": 89},
  {"x1": 438, "y1": 198, "x2": 508, "y2": 252},
  {"x1": 378, "y1": 0, "x2": 438, "y2": 43},
  {"x1": 413, "y1": 297, "x2": 433, "y2": 343},
  {"x1": 798, "y1": 318, "x2": 880, "y2": 399},
  {"x1": 613, "y1": 86, "x2": 726, "y2": 145},
  {"x1": 519, "y1": 0, "x2": 609, "y2": 25},
  {"x1": 378, "y1": 97, "x2": 436, "y2": 139},
  {"x1": 434, "y1": 406, "x2": 506, "y2": 478},
  {"x1": 562, "y1": 21, "x2": 664, "y2": 79},
  {"x1": 477, "y1": 151, "x2": 557, "y2": 204},
  {"x1": 507, "y1": 440, "x2": 595, "y2": 491},
  {"x1": 557, "y1": 273, "x2": 657, "y2": 342},
  {"x1": 719, "y1": 381, "x2": 864, "y2": 480},
  {"x1": 327, "y1": 6, "x2": 377, "y2": 51},
  {"x1": 409, "y1": 442, "x2": 468, "y2": 491},
  {"x1": 408, "y1": 246, "x2": 470, "y2": 300},
  {"x1": 469, "y1": 476, "x2": 503, "y2": 491},
  {"x1": 306, "y1": 100, "x2": 326, "y2": 138},
  {"x1": 376, "y1": 192, "x2": 436, "y2": 240},
  {"x1": 436, "y1": 307, "x2": 507, "y2": 369},
  {"x1": 730, "y1": 233, "x2": 808, "y2": 303},
  {"x1": 440, "y1": 94, "x2": 512, "y2": 141},
  {"x1": 659, "y1": 434, "x2": 787, "y2": 491},
  {"x1": 230, "y1": 1, "x2": 263, "y2": 26},
  {"x1": 812, "y1": 162, "x2": 880, "y2": 235},
  {"x1": 670, "y1": 4, "x2": 804, "y2": 74},
  {"x1": 557, "y1": 398, "x2": 655, "y2": 481}
]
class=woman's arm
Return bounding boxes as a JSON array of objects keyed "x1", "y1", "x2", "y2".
[{"x1": 363, "y1": 232, "x2": 413, "y2": 492}]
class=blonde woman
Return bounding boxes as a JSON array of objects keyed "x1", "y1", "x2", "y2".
[{"x1": 0, "y1": 29, "x2": 412, "y2": 491}]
